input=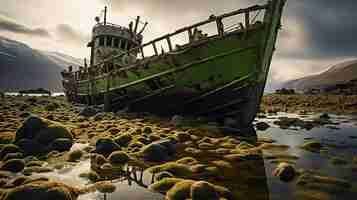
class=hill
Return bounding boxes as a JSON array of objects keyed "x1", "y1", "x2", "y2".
[
  {"x1": 0, "y1": 36, "x2": 82, "y2": 92},
  {"x1": 282, "y1": 59, "x2": 357, "y2": 92}
]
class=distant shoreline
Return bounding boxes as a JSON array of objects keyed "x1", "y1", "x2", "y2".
[{"x1": 261, "y1": 94, "x2": 357, "y2": 115}]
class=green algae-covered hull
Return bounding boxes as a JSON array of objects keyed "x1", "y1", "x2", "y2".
[{"x1": 62, "y1": 0, "x2": 286, "y2": 132}]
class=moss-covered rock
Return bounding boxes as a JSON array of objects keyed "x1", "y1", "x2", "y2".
[
  {"x1": 35, "y1": 125, "x2": 73, "y2": 146},
  {"x1": 0, "y1": 144, "x2": 21, "y2": 160},
  {"x1": 190, "y1": 181, "x2": 219, "y2": 200},
  {"x1": 255, "y1": 122, "x2": 270, "y2": 131},
  {"x1": 300, "y1": 141, "x2": 323, "y2": 152},
  {"x1": 67, "y1": 150, "x2": 83, "y2": 162},
  {"x1": 155, "y1": 172, "x2": 174, "y2": 181},
  {"x1": 79, "y1": 171, "x2": 100, "y2": 182},
  {"x1": 148, "y1": 178, "x2": 184, "y2": 193},
  {"x1": 3, "y1": 153, "x2": 23, "y2": 161},
  {"x1": 15, "y1": 139, "x2": 43, "y2": 156},
  {"x1": 273, "y1": 162, "x2": 296, "y2": 182},
  {"x1": 94, "y1": 181, "x2": 116, "y2": 193},
  {"x1": 176, "y1": 132, "x2": 191, "y2": 142},
  {"x1": 0, "y1": 180, "x2": 79, "y2": 200},
  {"x1": 108, "y1": 151, "x2": 130, "y2": 165},
  {"x1": 140, "y1": 140, "x2": 176, "y2": 162},
  {"x1": 0, "y1": 132, "x2": 15, "y2": 144},
  {"x1": 49, "y1": 138, "x2": 73, "y2": 152},
  {"x1": 166, "y1": 180, "x2": 195, "y2": 200},
  {"x1": 15, "y1": 116, "x2": 48, "y2": 142},
  {"x1": 95, "y1": 138, "x2": 120, "y2": 156},
  {"x1": 23, "y1": 166, "x2": 53, "y2": 174},
  {"x1": 0, "y1": 159, "x2": 25, "y2": 173},
  {"x1": 148, "y1": 162, "x2": 193, "y2": 178}
]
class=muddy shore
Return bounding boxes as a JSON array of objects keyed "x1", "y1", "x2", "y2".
[{"x1": 0, "y1": 94, "x2": 356, "y2": 200}]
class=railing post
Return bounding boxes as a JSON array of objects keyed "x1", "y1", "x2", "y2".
[
  {"x1": 245, "y1": 11, "x2": 250, "y2": 28},
  {"x1": 152, "y1": 42, "x2": 158, "y2": 56},
  {"x1": 188, "y1": 29, "x2": 193, "y2": 42},
  {"x1": 166, "y1": 37, "x2": 173, "y2": 52},
  {"x1": 140, "y1": 47, "x2": 145, "y2": 58},
  {"x1": 216, "y1": 18, "x2": 224, "y2": 36}
]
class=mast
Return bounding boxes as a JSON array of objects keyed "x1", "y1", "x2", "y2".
[{"x1": 104, "y1": 6, "x2": 107, "y2": 25}]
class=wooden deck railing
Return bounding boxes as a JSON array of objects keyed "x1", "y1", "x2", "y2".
[{"x1": 65, "y1": 3, "x2": 268, "y2": 84}]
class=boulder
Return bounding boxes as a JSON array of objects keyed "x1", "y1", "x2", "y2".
[
  {"x1": 141, "y1": 140, "x2": 176, "y2": 162},
  {"x1": 0, "y1": 159, "x2": 25, "y2": 173},
  {"x1": 14, "y1": 116, "x2": 74, "y2": 155},
  {"x1": 15, "y1": 139, "x2": 43, "y2": 156},
  {"x1": 15, "y1": 116, "x2": 47, "y2": 142},
  {"x1": 190, "y1": 181, "x2": 220, "y2": 200},
  {"x1": 50, "y1": 138, "x2": 73, "y2": 152},
  {"x1": 114, "y1": 134, "x2": 132, "y2": 147},
  {"x1": 95, "y1": 138, "x2": 120, "y2": 156},
  {"x1": 108, "y1": 151, "x2": 130, "y2": 165}
]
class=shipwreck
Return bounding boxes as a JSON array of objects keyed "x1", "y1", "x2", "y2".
[{"x1": 61, "y1": 0, "x2": 287, "y2": 133}]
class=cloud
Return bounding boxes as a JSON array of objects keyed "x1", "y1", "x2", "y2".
[
  {"x1": 282, "y1": 0, "x2": 357, "y2": 58},
  {"x1": 56, "y1": 24, "x2": 90, "y2": 46},
  {"x1": 0, "y1": 14, "x2": 50, "y2": 37}
]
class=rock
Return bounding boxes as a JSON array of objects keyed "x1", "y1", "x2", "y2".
[
  {"x1": 0, "y1": 144, "x2": 21, "y2": 159},
  {"x1": 0, "y1": 132, "x2": 15, "y2": 144},
  {"x1": 67, "y1": 150, "x2": 83, "y2": 162},
  {"x1": 319, "y1": 113, "x2": 330, "y2": 119},
  {"x1": 44, "y1": 102, "x2": 60, "y2": 111},
  {"x1": 0, "y1": 159, "x2": 25, "y2": 173},
  {"x1": 79, "y1": 107, "x2": 97, "y2": 117},
  {"x1": 166, "y1": 180, "x2": 195, "y2": 200},
  {"x1": 35, "y1": 125, "x2": 73, "y2": 146},
  {"x1": 190, "y1": 181, "x2": 220, "y2": 200},
  {"x1": 155, "y1": 172, "x2": 174, "y2": 181},
  {"x1": 141, "y1": 143, "x2": 169, "y2": 162},
  {"x1": 50, "y1": 138, "x2": 73, "y2": 152},
  {"x1": 15, "y1": 116, "x2": 74, "y2": 155},
  {"x1": 0, "y1": 180, "x2": 79, "y2": 200},
  {"x1": 176, "y1": 132, "x2": 191, "y2": 142},
  {"x1": 141, "y1": 140, "x2": 176, "y2": 162},
  {"x1": 273, "y1": 162, "x2": 296, "y2": 182},
  {"x1": 11, "y1": 176, "x2": 32, "y2": 187},
  {"x1": 23, "y1": 166, "x2": 53, "y2": 174},
  {"x1": 94, "y1": 181, "x2": 116, "y2": 193},
  {"x1": 79, "y1": 171, "x2": 99, "y2": 182},
  {"x1": 95, "y1": 138, "x2": 120, "y2": 156},
  {"x1": 149, "y1": 178, "x2": 185, "y2": 193},
  {"x1": 147, "y1": 162, "x2": 192, "y2": 178},
  {"x1": 3, "y1": 153, "x2": 23, "y2": 161},
  {"x1": 108, "y1": 151, "x2": 130, "y2": 165},
  {"x1": 15, "y1": 139, "x2": 43, "y2": 156},
  {"x1": 300, "y1": 141, "x2": 323, "y2": 152},
  {"x1": 15, "y1": 116, "x2": 47, "y2": 142},
  {"x1": 255, "y1": 122, "x2": 270, "y2": 131}
]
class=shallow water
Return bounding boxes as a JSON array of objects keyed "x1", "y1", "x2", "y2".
[{"x1": 32, "y1": 112, "x2": 357, "y2": 200}]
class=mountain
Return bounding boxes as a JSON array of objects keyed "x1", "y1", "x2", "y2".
[
  {"x1": 0, "y1": 36, "x2": 82, "y2": 92},
  {"x1": 282, "y1": 59, "x2": 357, "y2": 92}
]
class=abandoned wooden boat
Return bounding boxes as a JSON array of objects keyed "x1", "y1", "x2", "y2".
[{"x1": 61, "y1": 0, "x2": 287, "y2": 133}]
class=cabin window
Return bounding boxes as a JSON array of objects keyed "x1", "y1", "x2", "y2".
[
  {"x1": 120, "y1": 39, "x2": 126, "y2": 50},
  {"x1": 99, "y1": 37, "x2": 105, "y2": 46},
  {"x1": 114, "y1": 38, "x2": 120, "y2": 48},
  {"x1": 106, "y1": 36, "x2": 113, "y2": 47}
]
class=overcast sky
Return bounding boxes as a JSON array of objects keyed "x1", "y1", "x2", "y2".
[{"x1": 0, "y1": 0, "x2": 356, "y2": 90}]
